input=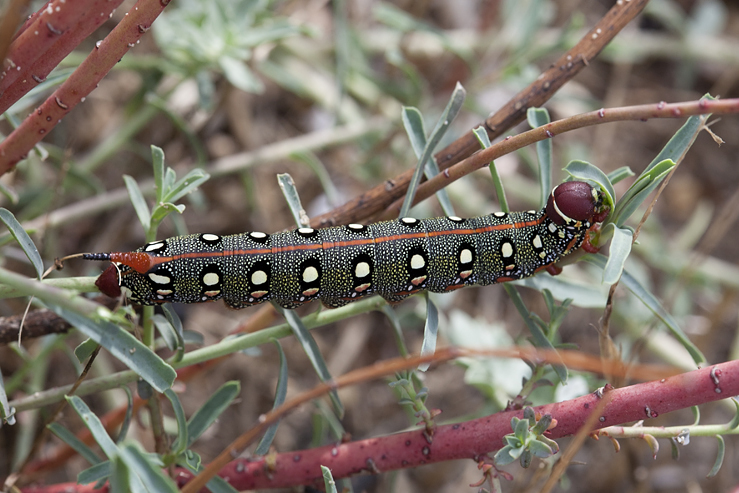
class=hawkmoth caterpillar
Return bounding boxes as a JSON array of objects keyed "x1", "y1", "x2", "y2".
[{"x1": 85, "y1": 181, "x2": 608, "y2": 309}]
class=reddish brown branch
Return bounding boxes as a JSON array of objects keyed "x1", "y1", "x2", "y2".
[
  {"x1": 19, "y1": 361, "x2": 738, "y2": 493},
  {"x1": 0, "y1": 0, "x2": 122, "y2": 113},
  {"x1": 0, "y1": 298, "x2": 117, "y2": 344},
  {"x1": 379, "y1": 98, "x2": 739, "y2": 219},
  {"x1": 0, "y1": 0, "x2": 170, "y2": 174},
  {"x1": 182, "y1": 362, "x2": 739, "y2": 490},
  {"x1": 309, "y1": 0, "x2": 648, "y2": 229}
]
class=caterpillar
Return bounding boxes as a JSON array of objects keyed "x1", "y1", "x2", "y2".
[{"x1": 85, "y1": 181, "x2": 608, "y2": 310}]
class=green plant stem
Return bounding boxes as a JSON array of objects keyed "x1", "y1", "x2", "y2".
[
  {"x1": 9, "y1": 296, "x2": 386, "y2": 413},
  {"x1": 0, "y1": 277, "x2": 98, "y2": 299}
]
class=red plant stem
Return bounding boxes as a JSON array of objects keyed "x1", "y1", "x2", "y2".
[
  {"x1": 0, "y1": 0, "x2": 125, "y2": 115},
  {"x1": 0, "y1": 0, "x2": 171, "y2": 175},
  {"x1": 0, "y1": 0, "x2": 119, "y2": 107},
  {"x1": 19, "y1": 361, "x2": 738, "y2": 492},
  {"x1": 180, "y1": 362, "x2": 738, "y2": 490},
  {"x1": 381, "y1": 98, "x2": 739, "y2": 219}
]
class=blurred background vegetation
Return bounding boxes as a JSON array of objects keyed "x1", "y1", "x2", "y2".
[{"x1": 1, "y1": 0, "x2": 739, "y2": 491}]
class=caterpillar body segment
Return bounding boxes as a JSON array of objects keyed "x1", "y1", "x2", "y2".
[{"x1": 86, "y1": 181, "x2": 607, "y2": 309}]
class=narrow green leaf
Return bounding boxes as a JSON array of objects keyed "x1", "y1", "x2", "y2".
[
  {"x1": 123, "y1": 175, "x2": 151, "y2": 232},
  {"x1": 48, "y1": 422, "x2": 103, "y2": 465},
  {"x1": 0, "y1": 370, "x2": 12, "y2": 425},
  {"x1": 584, "y1": 254, "x2": 706, "y2": 365},
  {"x1": 504, "y1": 284, "x2": 567, "y2": 383},
  {"x1": 163, "y1": 305, "x2": 186, "y2": 361},
  {"x1": 418, "y1": 293, "x2": 439, "y2": 372},
  {"x1": 187, "y1": 381, "x2": 241, "y2": 446},
  {"x1": 611, "y1": 159, "x2": 675, "y2": 227},
  {"x1": 473, "y1": 126, "x2": 508, "y2": 212},
  {"x1": 279, "y1": 306, "x2": 343, "y2": 417},
  {"x1": 402, "y1": 106, "x2": 427, "y2": 156},
  {"x1": 48, "y1": 305, "x2": 176, "y2": 392},
  {"x1": 66, "y1": 395, "x2": 118, "y2": 458},
  {"x1": 151, "y1": 146, "x2": 166, "y2": 203},
  {"x1": 563, "y1": 160, "x2": 615, "y2": 210},
  {"x1": 219, "y1": 56, "x2": 264, "y2": 93},
  {"x1": 118, "y1": 443, "x2": 177, "y2": 493},
  {"x1": 116, "y1": 386, "x2": 135, "y2": 444},
  {"x1": 493, "y1": 445, "x2": 517, "y2": 466},
  {"x1": 162, "y1": 167, "x2": 177, "y2": 197},
  {"x1": 321, "y1": 465, "x2": 338, "y2": 493},
  {"x1": 399, "y1": 82, "x2": 466, "y2": 218},
  {"x1": 726, "y1": 398, "x2": 739, "y2": 430},
  {"x1": 402, "y1": 106, "x2": 455, "y2": 216},
  {"x1": 149, "y1": 202, "x2": 187, "y2": 227},
  {"x1": 707, "y1": 436, "x2": 725, "y2": 478},
  {"x1": 691, "y1": 405, "x2": 701, "y2": 426},
  {"x1": 165, "y1": 389, "x2": 188, "y2": 457},
  {"x1": 607, "y1": 166, "x2": 635, "y2": 184},
  {"x1": 526, "y1": 107, "x2": 552, "y2": 208},
  {"x1": 0, "y1": 179, "x2": 19, "y2": 204},
  {"x1": 161, "y1": 169, "x2": 210, "y2": 204},
  {"x1": 78, "y1": 461, "x2": 111, "y2": 485},
  {"x1": 74, "y1": 338, "x2": 99, "y2": 364},
  {"x1": 645, "y1": 102, "x2": 711, "y2": 174},
  {"x1": 256, "y1": 340, "x2": 288, "y2": 455},
  {"x1": 151, "y1": 314, "x2": 179, "y2": 353},
  {"x1": 602, "y1": 225, "x2": 633, "y2": 284},
  {"x1": 277, "y1": 173, "x2": 309, "y2": 227},
  {"x1": 0, "y1": 208, "x2": 44, "y2": 279},
  {"x1": 109, "y1": 454, "x2": 137, "y2": 493}
]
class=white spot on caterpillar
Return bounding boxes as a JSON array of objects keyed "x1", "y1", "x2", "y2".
[
  {"x1": 448, "y1": 216, "x2": 463, "y2": 222},
  {"x1": 410, "y1": 254, "x2": 425, "y2": 270},
  {"x1": 527, "y1": 210, "x2": 536, "y2": 214},
  {"x1": 203, "y1": 272, "x2": 219, "y2": 286},
  {"x1": 355, "y1": 283, "x2": 371, "y2": 293},
  {"x1": 156, "y1": 289, "x2": 172, "y2": 296},
  {"x1": 501, "y1": 242, "x2": 514, "y2": 258},
  {"x1": 303, "y1": 266, "x2": 319, "y2": 283},
  {"x1": 539, "y1": 252, "x2": 547, "y2": 259},
  {"x1": 201, "y1": 233, "x2": 220, "y2": 242},
  {"x1": 401, "y1": 217, "x2": 418, "y2": 225},
  {"x1": 459, "y1": 248, "x2": 473, "y2": 264},
  {"x1": 355, "y1": 261, "x2": 371, "y2": 278},
  {"x1": 251, "y1": 270, "x2": 268, "y2": 285},
  {"x1": 493, "y1": 212, "x2": 506, "y2": 218},
  {"x1": 298, "y1": 227, "x2": 315, "y2": 235},
  {"x1": 348, "y1": 223, "x2": 364, "y2": 230},
  {"x1": 144, "y1": 241, "x2": 165, "y2": 252},
  {"x1": 548, "y1": 223, "x2": 558, "y2": 233},
  {"x1": 149, "y1": 272, "x2": 170, "y2": 284},
  {"x1": 250, "y1": 290, "x2": 268, "y2": 298},
  {"x1": 532, "y1": 235, "x2": 543, "y2": 249},
  {"x1": 204, "y1": 290, "x2": 220, "y2": 297},
  {"x1": 250, "y1": 231, "x2": 268, "y2": 239}
]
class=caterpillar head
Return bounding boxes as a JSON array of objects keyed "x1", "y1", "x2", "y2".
[
  {"x1": 94, "y1": 263, "x2": 122, "y2": 299},
  {"x1": 545, "y1": 181, "x2": 606, "y2": 226}
]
